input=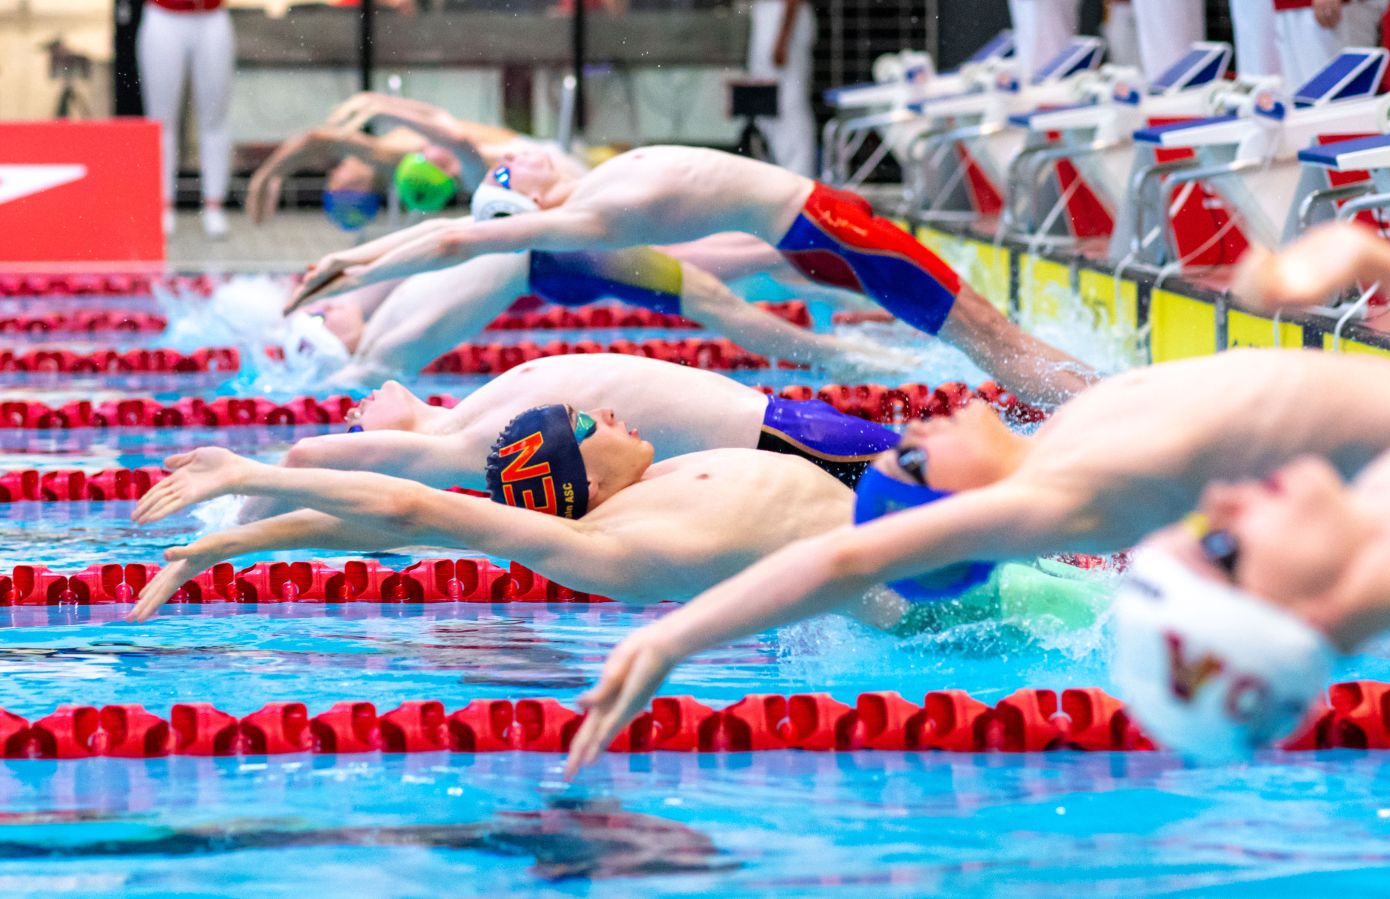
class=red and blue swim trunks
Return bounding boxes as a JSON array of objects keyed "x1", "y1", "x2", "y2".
[{"x1": 776, "y1": 183, "x2": 963, "y2": 335}]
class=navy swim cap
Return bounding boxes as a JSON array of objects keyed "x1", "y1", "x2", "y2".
[
  {"x1": 485, "y1": 405, "x2": 590, "y2": 518},
  {"x1": 853, "y1": 465, "x2": 994, "y2": 602},
  {"x1": 323, "y1": 189, "x2": 381, "y2": 231}
]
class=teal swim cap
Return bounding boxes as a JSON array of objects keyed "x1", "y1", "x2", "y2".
[{"x1": 394, "y1": 152, "x2": 458, "y2": 212}]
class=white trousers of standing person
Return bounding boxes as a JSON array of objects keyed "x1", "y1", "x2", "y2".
[
  {"x1": 137, "y1": 3, "x2": 235, "y2": 205},
  {"x1": 1103, "y1": 0, "x2": 1140, "y2": 70},
  {"x1": 1274, "y1": 0, "x2": 1388, "y2": 91},
  {"x1": 1007, "y1": 0, "x2": 1079, "y2": 80},
  {"x1": 748, "y1": 0, "x2": 817, "y2": 177},
  {"x1": 1131, "y1": 0, "x2": 1205, "y2": 81},
  {"x1": 1230, "y1": 0, "x2": 1282, "y2": 77}
]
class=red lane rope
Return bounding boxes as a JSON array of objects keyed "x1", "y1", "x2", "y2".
[
  {"x1": 0, "y1": 301, "x2": 810, "y2": 339},
  {"x1": 0, "y1": 558, "x2": 613, "y2": 605},
  {"x1": 0, "y1": 681, "x2": 1372, "y2": 759},
  {"x1": 0, "y1": 347, "x2": 239, "y2": 375},
  {"x1": 0, "y1": 311, "x2": 167, "y2": 335},
  {"x1": 484, "y1": 300, "x2": 811, "y2": 332},
  {"x1": 0, "y1": 381, "x2": 1043, "y2": 432},
  {"x1": 0, "y1": 273, "x2": 220, "y2": 298}
]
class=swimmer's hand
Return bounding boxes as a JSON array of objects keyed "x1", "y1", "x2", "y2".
[
  {"x1": 564, "y1": 626, "x2": 677, "y2": 779},
  {"x1": 132, "y1": 448, "x2": 258, "y2": 525},
  {"x1": 1232, "y1": 223, "x2": 1381, "y2": 312},
  {"x1": 127, "y1": 543, "x2": 223, "y2": 623},
  {"x1": 287, "y1": 251, "x2": 368, "y2": 312},
  {"x1": 288, "y1": 219, "x2": 457, "y2": 312}
]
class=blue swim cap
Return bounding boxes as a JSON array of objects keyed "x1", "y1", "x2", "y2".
[
  {"x1": 485, "y1": 405, "x2": 590, "y2": 519},
  {"x1": 853, "y1": 465, "x2": 994, "y2": 602},
  {"x1": 322, "y1": 189, "x2": 381, "y2": 232}
]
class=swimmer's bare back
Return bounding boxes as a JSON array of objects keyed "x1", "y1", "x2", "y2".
[{"x1": 562, "y1": 147, "x2": 813, "y2": 244}]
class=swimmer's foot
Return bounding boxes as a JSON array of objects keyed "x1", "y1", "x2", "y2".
[{"x1": 202, "y1": 206, "x2": 230, "y2": 241}]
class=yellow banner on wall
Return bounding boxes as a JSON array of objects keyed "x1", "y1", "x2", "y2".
[
  {"x1": 1150, "y1": 289, "x2": 1217, "y2": 362},
  {"x1": 1017, "y1": 255, "x2": 1072, "y2": 324},
  {"x1": 1226, "y1": 309, "x2": 1303, "y2": 350},
  {"x1": 1076, "y1": 269, "x2": 1138, "y2": 332},
  {"x1": 1321, "y1": 333, "x2": 1390, "y2": 357}
]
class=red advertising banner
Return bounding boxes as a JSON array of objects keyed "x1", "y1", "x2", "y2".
[{"x1": 0, "y1": 120, "x2": 163, "y2": 265}]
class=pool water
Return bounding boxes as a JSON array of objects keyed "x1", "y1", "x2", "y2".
[{"x1": 3, "y1": 281, "x2": 1390, "y2": 896}]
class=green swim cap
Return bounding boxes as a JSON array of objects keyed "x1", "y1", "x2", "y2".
[{"x1": 394, "y1": 152, "x2": 458, "y2": 212}]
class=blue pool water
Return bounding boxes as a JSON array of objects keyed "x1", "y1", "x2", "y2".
[{"x1": 3, "y1": 281, "x2": 1390, "y2": 896}]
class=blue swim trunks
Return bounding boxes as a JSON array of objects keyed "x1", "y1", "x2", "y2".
[
  {"x1": 757, "y1": 395, "x2": 899, "y2": 487},
  {"x1": 528, "y1": 248, "x2": 683, "y2": 316}
]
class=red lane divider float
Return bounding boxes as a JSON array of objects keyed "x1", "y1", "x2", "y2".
[
  {"x1": 0, "y1": 558, "x2": 613, "y2": 605},
  {"x1": 483, "y1": 300, "x2": 811, "y2": 332},
  {"x1": 0, "y1": 347, "x2": 238, "y2": 375},
  {"x1": 0, "y1": 381, "x2": 1043, "y2": 432},
  {"x1": 0, "y1": 301, "x2": 810, "y2": 340},
  {"x1": 0, "y1": 273, "x2": 221, "y2": 298},
  {"x1": 0, "y1": 311, "x2": 167, "y2": 335},
  {"x1": 0, "y1": 682, "x2": 1376, "y2": 759}
]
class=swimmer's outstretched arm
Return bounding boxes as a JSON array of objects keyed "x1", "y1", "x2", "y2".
[
  {"x1": 563, "y1": 477, "x2": 1091, "y2": 776},
  {"x1": 236, "y1": 430, "x2": 485, "y2": 523},
  {"x1": 289, "y1": 217, "x2": 463, "y2": 313},
  {"x1": 333, "y1": 100, "x2": 501, "y2": 189},
  {"x1": 298, "y1": 210, "x2": 613, "y2": 304},
  {"x1": 1232, "y1": 222, "x2": 1390, "y2": 312},
  {"x1": 247, "y1": 128, "x2": 422, "y2": 225},
  {"x1": 131, "y1": 452, "x2": 633, "y2": 621}
]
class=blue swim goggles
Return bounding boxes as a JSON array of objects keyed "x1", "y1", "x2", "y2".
[
  {"x1": 569, "y1": 407, "x2": 597, "y2": 444},
  {"x1": 852, "y1": 446, "x2": 995, "y2": 602},
  {"x1": 492, "y1": 164, "x2": 513, "y2": 189}
]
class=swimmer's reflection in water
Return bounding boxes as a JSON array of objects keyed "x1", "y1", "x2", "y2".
[
  {"x1": 0, "y1": 798, "x2": 737, "y2": 881},
  {"x1": 0, "y1": 620, "x2": 588, "y2": 689}
]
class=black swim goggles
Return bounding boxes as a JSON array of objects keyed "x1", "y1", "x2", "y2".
[
  {"x1": 1184, "y1": 513, "x2": 1240, "y2": 576},
  {"x1": 895, "y1": 445, "x2": 929, "y2": 486}
]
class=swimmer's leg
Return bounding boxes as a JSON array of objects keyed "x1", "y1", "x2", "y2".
[
  {"x1": 936, "y1": 284, "x2": 1097, "y2": 407},
  {"x1": 679, "y1": 263, "x2": 919, "y2": 379},
  {"x1": 664, "y1": 233, "x2": 876, "y2": 311}
]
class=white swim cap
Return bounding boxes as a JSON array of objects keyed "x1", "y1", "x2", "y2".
[
  {"x1": 281, "y1": 311, "x2": 349, "y2": 367},
  {"x1": 470, "y1": 182, "x2": 539, "y2": 221},
  {"x1": 1112, "y1": 547, "x2": 1336, "y2": 762}
]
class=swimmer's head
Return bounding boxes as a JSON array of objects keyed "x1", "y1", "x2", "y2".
[
  {"x1": 853, "y1": 447, "x2": 994, "y2": 601},
  {"x1": 1184, "y1": 456, "x2": 1371, "y2": 605},
  {"x1": 300, "y1": 300, "x2": 365, "y2": 355},
  {"x1": 470, "y1": 173, "x2": 540, "y2": 220},
  {"x1": 574, "y1": 406, "x2": 654, "y2": 506},
  {"x1": 1112, "y1": 544, "x2": 1335, "y2": 762},
  {"x1": 394, "y1": 148, "x2": 460, "y2": 212},
  {"x1": 328, "y1": 157, "x2": 378, "y2": 193},
  {"x1": 281, "y1": 311, "x2": 351, "y2": 368},
  {"x1": 485, "y1": 149, "x2": 562, "y2": 202},
  {"x1": 894, "y1": 401, "x2": 1025, "y2": 492},
  {"x1": 484, "y1": 404, "x2": 652, "y2": 517},
  {"x1": 351, "y1": 379, "x2": 435, "y2": 432},
  {"x1": 322, "y1": 189, "x2": 380, "y2": 232}
]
